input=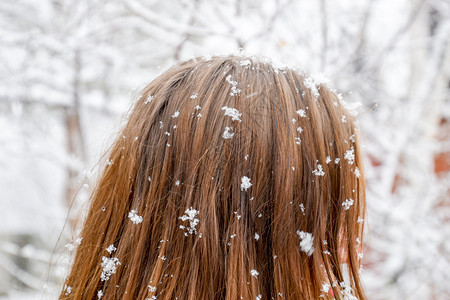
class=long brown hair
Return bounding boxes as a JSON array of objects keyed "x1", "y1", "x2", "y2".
[{"x1": 61, "y1": 56, "x2": 366, "y2": 299}]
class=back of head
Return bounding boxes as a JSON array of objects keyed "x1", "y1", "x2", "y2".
[{"x1": 61, "y1": 56, "x2": 366, "y2": 299}]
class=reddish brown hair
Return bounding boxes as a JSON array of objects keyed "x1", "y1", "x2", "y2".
[{"x1": 61, "y1": 56, "x2": 366, "y2": 299}]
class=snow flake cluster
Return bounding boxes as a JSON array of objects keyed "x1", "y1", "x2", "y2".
[
  {"x1": 222, "y1": 106, "x2": 242, "y2": 122},
  {"x1": 239, "y1": 59, "x2": 251, "y2": 66},
  {"x1": 106, "y1": 244, "x2": 117, "y2": 254},
  {"x1": 299, "y1": 203, "x2": 305, "y2": 215},
  {"x1": 63, "y1": 284, "x2": 72, "y2": 295},
  {"x1": 312, "y1": 164, "x2": 325, "y2": 176},
  {"x1": 179, "y1": 207, "x2": 199, "y2": 236},
  {"x1": 100, "y1": 256, "x2": 121, "y2": 281},
  {"x1": 297, "y1": 230, "x2": 314, "y2": 256},
  {"x1": 144, "y1": 95, "x2": 154, "y2": 104},
  {"x1": 250, "y1": 269, "x2": 259, "y2": 278},
  {"x1": 303, "y1": 77, "x2": 320, "y2": 99},
  {"x1": 340, "y1": 281, "x2": 358, "y2": 300},
  {"x1": 296, "y1": 109, "x2": 306, "y2": 117},
  {"x1": 354, "y1": 167, "x2": 361, "y2": 178},
  {"x1": 240, "y1": 176, "x2": 252, "y2": 191},
  {"x1": 222, "y1": 126, "x2": 234, "y2": 139},
  {"x1": 342, "y1": 198, "x2": 354, "y2": 210},
  {"x1": 65, "y1": 237, "x2": 83, "y2": 251},
  {"x1": 349, "y1": 134, "x2": 356, "y2": 143},
  {"x1": 321, "y1": 282, "x2": 331, "y2": 294},
  {"x1": 225, "y1": 74, "x2": 241, "y2": 96},
  {"x1": 128, "y1": 210, "x2": 143, "y2": 224},
  {"x1": 344, "y1": 147, "x2": 355, "y2": 165}
]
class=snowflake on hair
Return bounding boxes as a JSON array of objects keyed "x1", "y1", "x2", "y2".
[
  {"x1": 179, "y1": 207, "x2": 199, "y2": 236},
  {"x1": 222, "y1": 106, "x2": 242, "y2": 122},
  {"x1": 312, "y1": 164, "x2": 325, "y2": 176},
  {"x1": 299, "y1": 203, "x2": 305, "y2": 215},
  {"x1": 225, "y1": 75, "x2": 241, "y2": 96},
  {"x1": 344, "y1": 147, "x2": 355, "y2": 165},
  {"x1": 250, "y1": 269, "x2": 259, "y2": 278},
  {"x1": 342, "y1": 198, "x2": 354, "y2": 210},
  {"x1": 128, "y1": 210, "x2": 143, "y2": 224},
  {"x1": 100, "y1": 256, "x2": 121, "y2": 281},
  {"x1": 241, "y1": 176, "x2": 252, "y2": 191},
  {"x1": 63, "y1": 284, "x2": 72, "y2": 295},
  {"x1": 349, "y1": 134, "x2": 356, "y2": 143},
  {"x1": 296, "y1": 230, "x2": 314, "y2": 256},
  {"x1": 354, "y1": 167, "x2": 361, "y2": 178},
  {"x1": 106, "y1": 244, "x2": 116, "y2": 254},
  {"x1": 303, "y1": 77, "x2": 320, "y2": 99},
  {"x1": 222, "y1": 126, "x2": 234, "y2": 139},
  {"x1": 239, "y1": 59, "x2": 251, "y2": 66},
  {"x1": 296, "y1": 109, "x2": 306, "y2": 117},
  {"x1": 144, "y1": 95, "x2": 154, "y2": 104}
]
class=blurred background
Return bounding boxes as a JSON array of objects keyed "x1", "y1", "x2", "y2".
[{"x1": 0, "y1": 0, "x2": 449, "y2": 299}]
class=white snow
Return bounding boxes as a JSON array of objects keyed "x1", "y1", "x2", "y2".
[
  {"x1": 296, "y1": 230, "x2": 314, "y2": 256},
  {"x1": 296, "y1": 109, "x2": 306, "y2": 117},
  {"x1": 250, "y1": 269, "x2": 259, "y2": 278},
  {"x1": 344, "y1": 147, "x2": 355, "y2": 165},
  {"x1": 100, "y1": 256, "x2": 121, "y2": 281},
  {"x1": 342, "y1": 198, "x2": 354, "y2": 210},
  {"x1": 303, "y1": 77, "x2": 320, "y2": 99},
  {"x1": 240, "y1": 176, "x2": 252, "y2": 191},
  {"x1": 221, "y1": 106, "x2": 242, "y2": 122},
  {"x1": 222, "y1": 126, "x2": 234, "y2": 139},
  {"x1": 312, "y1": 164, "x2": 325, "y2": 176},
  {"x1": 178, "y1": 207, "x2": 199, "y2": 235},
  {"x1": 128, "y1": 210, "x2": 143, "y2": 224},
  {"x1": 106, "y1": 244, "x2": 117, "y2": 254},
  {"x1": 144, "y1": 95, "x2": 154, "y2": 104},
  {"x1": 225, "y1": 75, "x2": 241, "y2": 96}
]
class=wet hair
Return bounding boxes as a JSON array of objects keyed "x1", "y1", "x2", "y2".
[{"x1": 61, "y1": 56, "x2": 366, "y2": 299}]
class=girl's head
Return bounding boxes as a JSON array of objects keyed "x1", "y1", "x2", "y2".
[{"x1": 62, "y1": 56, "x2": 366, "y2": 299}]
